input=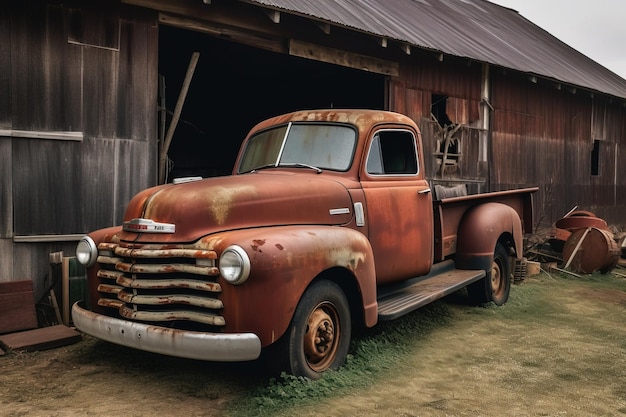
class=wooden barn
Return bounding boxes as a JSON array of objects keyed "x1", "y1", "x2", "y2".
[{"x1": 1, "y1": 0, "x2": 625, "y2": 304}]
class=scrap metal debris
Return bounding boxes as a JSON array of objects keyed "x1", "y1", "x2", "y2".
[{"x1": 526, "y1": 208, "x2": 626, "y2": 276}]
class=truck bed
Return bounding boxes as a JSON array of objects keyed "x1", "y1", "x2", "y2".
[{"x1": 433, "y1": 187, "x2": 537, "y2": 262}]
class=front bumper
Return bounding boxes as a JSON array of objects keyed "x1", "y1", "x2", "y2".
[{"x1": 72, "y1": 302, "x2": 261, "y2": 361}]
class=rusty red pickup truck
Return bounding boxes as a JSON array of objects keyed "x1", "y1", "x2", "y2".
[{"x1": 73, "y1": 109, "x2": 536, "y2": 379}]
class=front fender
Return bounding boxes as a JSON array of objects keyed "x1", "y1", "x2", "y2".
[
  {"x1": 455, "y1": 203, "x2": 523, "y2": 271},
  {"x1": 82, "y1": 226, "x2": 123, "y2": 314},
  {"x1": 199, "y1": 225, "x2": 377, "y2": 347}
]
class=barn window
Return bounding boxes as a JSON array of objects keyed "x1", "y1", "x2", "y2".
[
  {"x1": 432, "y1": 94, "x2": 461, "y2": 174},
  {"x1": 591, "y1": 139, "x2": 600, "y2": 176}
]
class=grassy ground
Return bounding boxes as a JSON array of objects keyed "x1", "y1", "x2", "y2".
[
  {"x1": 1, "y1": 269, "x2": 626, "y2": 417},
  {"x1": 228, "y1": 269, "x2": 626, "y2": 416}
]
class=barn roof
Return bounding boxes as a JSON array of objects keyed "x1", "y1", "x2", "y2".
[{"x1": 244, "y1": 0, "x2": 626, "y2": 100}]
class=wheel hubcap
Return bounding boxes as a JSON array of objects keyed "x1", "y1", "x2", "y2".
[
  {"x1": 303, "y1": 304, "x2": 339, "y2": 371},
  {"x1": 491, "y1": 261, "x2": 502, "y2": 298}
]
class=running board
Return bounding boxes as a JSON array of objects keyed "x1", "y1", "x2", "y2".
[{"x1": 377, "y1": 262, "x2": 486, "y2": 321}]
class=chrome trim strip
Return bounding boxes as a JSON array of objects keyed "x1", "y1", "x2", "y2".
[
  {"x1": 354, "y1": 202, "x2": 365, "y2": 226},
  {"x1": 329, "y1": 208, "x2": 350, "y2": 215}
]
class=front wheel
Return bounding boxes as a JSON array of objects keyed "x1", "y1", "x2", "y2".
[
  {"x1": 281, "y1": 280, "x2": 351, "y2": 380},
  {"x1": 467, "y1": 242, "x2": 511, "y2": 306}
]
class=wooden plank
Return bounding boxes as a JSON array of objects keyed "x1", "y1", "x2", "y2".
[
  {"x1": 62, "y1": 257, "x2": 70, "y2": 326},
  {"x1": 0, "y1": 325, "x2": 81, "y2": 352},
  {"x1": 289, "y1": 39, "x2": 399, "y2": 76},
  {"x1": 0, "y1": 280, "x2": 38, "y2": 334}
]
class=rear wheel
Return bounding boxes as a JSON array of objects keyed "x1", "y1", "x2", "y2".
[
  {"x1": 468, "y1": 242, "x2": 511, "y2": 306},
  {"x1": 279, "y1": 280, "x2": 351, "y2": 380}
]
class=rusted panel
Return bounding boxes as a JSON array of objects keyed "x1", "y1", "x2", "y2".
[
  {"x1": 119, "y1": 305, "x2": 225, "y2": 326},
  {"x1": 96, "y1": 269, "x2": 123, "y2": 281},
  {"x1": 132, "y1": 169, "x2": 354, "y2": 243},
  {"x1": 101, "y1": 253, "x2": 218, "y2": 276},
  {"x1": 97, "y1": 298, "x2": 124, "y2": 309},
  {"x1": 360, "y1": 180, "x2": 433, "y2": 284},
  {"x1": 117, "y1": 291, "x2": 223, "y2": 309},
  {"x1": 115, "y1": 276, "x2": 221, "y2": 292},
  {"x1": 563, "y1": 228, "x2": 620, "y2": 274},
  {"x1": 435, "y1": 188, "x2": 536, "y2": 260},
  {"x1": 114, "y1": 247, "x2": 217, "y2": 260},
  {"x1": 207, "y1": 224, "x2": 377, "y2": 346},
  {"x1": 96, "y1": 283, "x2": 122, "y2": 294}
]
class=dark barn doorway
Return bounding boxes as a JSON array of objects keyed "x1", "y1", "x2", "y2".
[{"x1": 158, "y1": 25, "x2": 386, "y2": 180}]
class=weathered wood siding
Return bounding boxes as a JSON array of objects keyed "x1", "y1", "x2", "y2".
[
  {"x1": 390, "y1": 52, "x2": 625, "y2": 228},
  {"x1": 0, "y1": 1, "x2": 158, "y2": 300},
  {"x1": 390, "y1": 54, "x2": 486, "y2": 193},
  {"x1": 491, "y1": 70, "x2": 626, "y2": 227}
]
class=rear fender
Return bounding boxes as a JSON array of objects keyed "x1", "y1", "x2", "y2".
[
  {"x1": 201, "y1": 225, "x2": 377, "y2": 347},
  {"x1": 455, "y1": 203, "x2": 523, "y2": 271}
]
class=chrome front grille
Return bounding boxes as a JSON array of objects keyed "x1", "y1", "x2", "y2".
[{"x1": 95, "y1": 242, "x2": 224, "y2": 330}]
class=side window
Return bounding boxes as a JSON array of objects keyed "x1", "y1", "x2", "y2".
[{"x1": 366, "y1": 130, "x2": 418, "y2": 175}]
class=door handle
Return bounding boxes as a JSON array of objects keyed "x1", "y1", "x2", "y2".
[{"x1": 418, "y1": 188, "x2": 431, "y2": 195}]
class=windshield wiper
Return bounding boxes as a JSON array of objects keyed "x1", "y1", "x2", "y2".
[
  {"x1": 249, "y1": 163, "x2": 278, "y2": 173},
  {"x1": 249, "y1": 162, "x2": 323, "y2": 174},
  {"x1": 279, "y1": 163, "x2": 323, "y2": 174}
]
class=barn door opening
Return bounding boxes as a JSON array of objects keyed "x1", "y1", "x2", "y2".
[{"x1": 158, "y1": 25, "x2": 385, "y2": 181}]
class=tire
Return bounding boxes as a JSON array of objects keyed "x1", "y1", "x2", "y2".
[
  {"x1": 467, "y1": 242, "x2": 511, "y2": 306},
  {"x1": 279, "y1": 280, "x2": 351, "y2": 380}
]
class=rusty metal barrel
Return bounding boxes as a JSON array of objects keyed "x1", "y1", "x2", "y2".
[{"x1": 562, "y1": 227, "x2": 620, "y2": 274}]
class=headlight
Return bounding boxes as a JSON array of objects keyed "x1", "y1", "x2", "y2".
[
  {"x1": 76, "y1": 236, "x2": 98, "y2": 267},
  {"x1": 219, "y1": 245, "x2": 250, "y2": 285}
]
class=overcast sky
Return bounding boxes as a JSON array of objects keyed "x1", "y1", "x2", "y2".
[{"x1": 487, "y1": 0, "x2": 626, "y2": 80}]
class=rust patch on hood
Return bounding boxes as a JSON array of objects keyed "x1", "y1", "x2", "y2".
[{"x1": 208, "y1": 184, "x2": 258, "y2": 225}]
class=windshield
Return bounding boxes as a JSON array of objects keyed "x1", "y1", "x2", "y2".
[{"x1": 238, "y1": 122, "x2": 357, "y2": 173}]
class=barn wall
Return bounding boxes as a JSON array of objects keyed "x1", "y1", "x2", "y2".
[
  {"x1": 0, "y1": 1, "x2": 158, "y2": 301},
  {"x1": 390, "y1": 54, "x2": 486, "y2": 194},
  {"x1": 491, "y1": 70, "x2": 626, "y2": 228},
  {"x1": 390, "y1": 55, "x2": 625, "y2": 229}
]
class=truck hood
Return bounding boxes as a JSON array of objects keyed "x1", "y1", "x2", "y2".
[{"x1": 121, "y1": 172, "x2": 354, "y2": 243}]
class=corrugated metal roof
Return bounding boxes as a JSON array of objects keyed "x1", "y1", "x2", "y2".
[{"x1": 243, "y1": 0, "x2": 626, "y2": 100}]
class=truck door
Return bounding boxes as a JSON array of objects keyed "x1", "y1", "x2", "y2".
[{"x1": 360, "y1": 127, "x2": 433, "y2": 285}]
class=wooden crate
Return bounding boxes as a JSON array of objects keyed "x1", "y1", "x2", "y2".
[{"x1": 0, "y1": 280, "x2": 38, "y2": 334}]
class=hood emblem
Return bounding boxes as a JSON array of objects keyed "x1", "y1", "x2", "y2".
[{"x1": 123, "y1": 218, "x2": 176, "y2": 233}]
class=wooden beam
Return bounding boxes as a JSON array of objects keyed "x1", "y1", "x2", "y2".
[
  {"x1": 159, "y1": 52, "x2": 200, "y2": 184},
  {"x1": 265, "y1": 10, "x2": 280, "y2": 24},
  {"x1": 316, "y1": 22, "x2": 331, "y2": 34},
  {"x1": 159, "y1": 14, "x2": 286, "y2": 54},
  {"x1": 289, "y1": 39, "x2": 399, "y2": 76}
]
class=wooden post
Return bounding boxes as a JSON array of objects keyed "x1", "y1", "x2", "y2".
[
  {"x1": 563, "y1": 227, "x2": 591, "y2": 270},
  {"x1": 158, "y1": 52, "x2": 200, "y2": 184},
  {"x1": 62, "y1": 257, "x2": 70, "y2": 326}
]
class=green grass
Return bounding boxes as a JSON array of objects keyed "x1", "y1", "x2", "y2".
[{"x1": 225, "y1": 270, "x2": 626, "y2": 416}]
